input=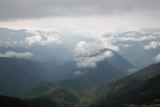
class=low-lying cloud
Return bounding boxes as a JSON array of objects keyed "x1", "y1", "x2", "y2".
[
  {"x1": 144, "y1": 41, "x2": 160, "y2": 50},
  {"x1": 73, "y1": 71, "x2": 82, "y2": 77},
  {"x1": 0, "y1": 27, "x2": 160, "y2": 64},
  {"x1": 76, "y1": 50, "x2": 113, "y2": 68},
  {"x1": 75, "y1": 41, "x2": 114, "y2": 68},
  {"x1": 0, "y1": 51, "x2": 33, "y2": 58},
  {"x1": 25, "y1": 31, "x2": 61, "y2": 46},
  {"x1": 155, "y1": 53, "x2": 160, "y2": 63},
  {"x1": 119, "y1": 35, "x2": 156, "y2": 42}
]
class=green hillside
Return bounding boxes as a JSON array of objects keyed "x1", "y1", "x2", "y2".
[
  {"x1": 0, "y1": 86, "x2": 80, "y2": 107},
  {"x1": 78, "y1": 63, "x2": 160, "y2": 107}
]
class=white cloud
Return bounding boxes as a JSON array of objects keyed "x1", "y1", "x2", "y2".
[
  {"x1": 75, "y1": 41, "x2": 101, "y2": 57},
  {"x1": 75, "y1": 41, "x2": 114, "y2": 68},
  {"x1": 155, "y1": 53, "x2": 160, "y2": 63},
  {"x1": 73, "y1": 71, "x2": 82, "y2": 77},
  {"x1": 74, "y1": 41, "x2": 116, "y2": 58},
  {"x1": 139, "y1": 36, "x2": 156, "y2": 41},
  {"x1": 0, "y1": 51, "x2": 33, "y2": 58},
  {"x1": 25, "y1": 31, "x2": 61, "y2": 46},
  {"x1": 76, "y1": 50, "x2": 113, "y2": 68},
  {"x1": 144, "y1": 41, "x2": 160, "y2": 50},
  {"x1": 120, "y1": 44, "x2": 132, "y2": 48},
  {"x1": 119, "y1": 35, "x2": 156, "y2": 42}
]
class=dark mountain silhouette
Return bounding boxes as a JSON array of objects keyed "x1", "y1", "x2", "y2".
[
  {"x1": 0, "y1": 57, "x2": 58, "y2": 97},
  {"x1": 79, "y1": 63, "x2": 160, "y2": 107},
  {"x1": 0, "y1": 95, "x2": 59, "y2": 107}
]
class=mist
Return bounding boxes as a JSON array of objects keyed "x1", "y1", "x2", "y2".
[{"x1": 0, "y1": 0, "x2": 160, "y2": 107}]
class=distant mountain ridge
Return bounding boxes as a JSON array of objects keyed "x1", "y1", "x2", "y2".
[
  {"x1": 0, "y1": 49, "x2": 134, "y2": 97},
  {"x1": 0, "y1": 57, "x2": 58, "y2": 96},
  {"x1": 57, "y1": 49, "x2": 134, "y2": 89}
]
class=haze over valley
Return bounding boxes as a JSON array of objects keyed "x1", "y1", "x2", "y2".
[{"x1": 0, "y1": 0, "x2": 160, "y2": 107}]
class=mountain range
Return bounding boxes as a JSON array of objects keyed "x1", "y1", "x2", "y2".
[
  {"x1": 0, "y1": 61, "x2": 160, "y2": 107},
  {"x1": 0, "y1": 49, "x2": 134, "y2": 97}
]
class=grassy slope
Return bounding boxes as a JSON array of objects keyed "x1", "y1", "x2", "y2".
[{"x1": 77, "y1": 63, "x2": 160, "y2": 107}]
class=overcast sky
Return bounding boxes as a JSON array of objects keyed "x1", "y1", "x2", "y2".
[
  {"x1": 0, "y1": 0, "x2": 160, "y2": 30},
  {"x1": 0, "y1": 0, "x2": 160, "y2": 19}
]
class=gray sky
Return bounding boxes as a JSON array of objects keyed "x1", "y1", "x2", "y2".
[{"x1": 0, "y1": 0, "x2": 160, "y2": 20}]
